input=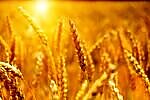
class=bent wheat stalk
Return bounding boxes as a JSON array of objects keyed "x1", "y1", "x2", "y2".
[
  {"x1": 18, "y1": 7, "x2": 57, "y2": 83},
  {"x1": 88, "y1": 33, "x2": 109, "y2": 54}
]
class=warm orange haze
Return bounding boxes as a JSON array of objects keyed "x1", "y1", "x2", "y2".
[{"x1": 0, "y1": 1, "x2": 150, "y2": 100}]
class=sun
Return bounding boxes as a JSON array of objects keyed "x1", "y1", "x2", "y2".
[{"x1": 35, "y1": 0, "x2": 48, "y2": 14}]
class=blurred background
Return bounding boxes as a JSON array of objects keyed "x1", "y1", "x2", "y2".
[{"x1": 0, "y1": 1, "x2": 149, "y2": 47}]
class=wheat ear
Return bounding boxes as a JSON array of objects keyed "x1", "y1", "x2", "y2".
[
  {"x1": 146, "y1": 40, "x2": 150, "y2": 72},
  {"x1": 69, "y1": 20, "x2": 96, "y2": 81},
  {"x1": 56, "y1": 21, "x2": 63, "y2": 54},
  {"x1": 124, "y1": 49, "x2": 150, "y2": 94},
  {"x1": 69, "y1": 20, "x2": 88, "y2": 79},
  {"x1": 50, "y1": 80, "x2": 60, "y2": 100},
  {"x1": 88, "y1": 33, "x2": 109, "y2": 54},
  {"x1": 83, "y1": 56, "x2": 117, "y2": 100},
  {"x1": 126, "y1": 31, "x2": 143, "y2": 66},
  {"x1": 82, "y1": 71, "x2": 108, "y2": 100},
  {"x1": 75, "y1": 79, "x2": 89, "y2": 100},
  {"x1": 0, "y1": 36, "x2": 10, "y2": 63},
  {"x1": 57, "y1": 55, "x2": 68, "y2": 100},
  {"x1": 108, "y1": 72, "x2": 123, "y2": 100},
  {"x1": 0, "y1": 62, "x2": 24, "y2": 100},
  {"x1": 18, "y1": 7, "x2": 57, "y2": 82}
]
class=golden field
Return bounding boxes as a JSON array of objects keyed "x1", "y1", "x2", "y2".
[{"x1": 0, "y1": 1, "x2": 150, "y2": 100}]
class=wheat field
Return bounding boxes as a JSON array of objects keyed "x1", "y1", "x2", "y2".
[{"x1": 0, "y1": 1, "x2": 150, "y2": 100}]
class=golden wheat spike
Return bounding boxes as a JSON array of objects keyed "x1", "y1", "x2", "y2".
[
  {"x1": 15, "y1": 37, "x2": 24, "y2": 71},
  {"x1": 57, "y1": 55, "x2": 68, "y2": 100},
  {"x1": 6, "y1": 16, "x2": 15, "y2": 62},
  {"x1": 126, "y1": 31, "x2": 143, "y2": 66},
  {"x1": 75, "y1": 79, "x2": 89, "y2": 100},
  {"x1": 62, "y1": 58, "x2": 68, "y2": 100},
  {"x1": 18, "y1": 7, "x2": 57, "y2": 82},
  {"x1": 82, "y1": 71, "x2": 108, "y2": 100},
  {"x1": 83, "y1": 60, "x2": 117, "y2": 100},
  {"x1": 88, "y1": 33, "x2": 109, "y2": 54},
  {"x1": 146, "y1": 40, "x2": 150, "y2": 71},
  {"x1": 69, "y1": 19, "x2": 96, "y2": 81},
  {"x1": 0, "y1": 61, "x2": 23, "y2": 79},
  {"x1": 69, "y1": 20, "x2": 88, "y2": 78},
  {"x1": 142, "y1": 16, "x2": 150, "y2": 78},
  {"x1": 86, "y1": 53, "x2": 95, "y2": 81},
  {"x1": 6, "y1": 16, "x2": 20, "y2": 67},
  {"x1": 50, "y1": 80, "x2": 60, "y2": 100},
  {"x1": 6, "y1": 16, "x2": 24, "y2": 70},
  {"x1": 9, "y1": 37, "x2": 16, "y2": 64},
  {"x1": 0, "y1": 36, "x2": 10, "y2": 63},
  {"x1": 18, "y1": 6, "x2": 47, "y2": 46},
  {"x1": 42, "y1": 49, "x2": 51, "y2": 82},
  {"x1": 99, "y1": 51, "x2": 112, "y2": 75},
  {"x1": 124, "y1": 49, "x2": 150, "y2": 94},
  {"x1": 56, "y1": 21, "x2": 63, "y2": 54},
  {"x1": 0, "y1": 62, "x2": 24, "y2": 99},
  {"x1": 32, "y1": 52, "x2": 43, "y2": 87},
  {"x1": 6, "y1": 16, "x2": 14, "y2": 37},
  {"x1": 108, "y1": 72, "x2": 123, "y2": 100},
  {"x1": 117, "y1": 31, "x2": 124, "y2": 54}
]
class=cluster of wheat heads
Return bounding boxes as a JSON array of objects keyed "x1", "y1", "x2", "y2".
[{"x1": 0, "y1": 6, "x2": 150, "y2": 100}]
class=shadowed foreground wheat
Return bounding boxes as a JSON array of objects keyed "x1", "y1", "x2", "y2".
[
  {"x1": 0, "y1": 6, "x2": 150, "y2": 100},
  {"x1": 0, "y1": 62, "x2": 24, "y2": 100}
]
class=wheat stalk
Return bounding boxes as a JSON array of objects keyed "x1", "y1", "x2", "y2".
[
  {"x1": 75, "y1": 79, "x2": 89, "y2": 100},
  {"x1": 86, "y1": 53, "x2": 95, "y2": 81},
  {"x1": 108, "y1": 72, "x2": 123, "y2": 100},
  {"x1": 50, "y1": 80, "x2": 60, "y2": 100},
  {"x1": 57, "y1": 55, "x2": 68, "y2": 100},
  {"x1": 6, "y1": 16, "x2": 14, "y2": 38},
  {"x1": 146, "y1": 40, "x2": 150, "y2": 72},
  {"x1": 9, "y1": 37, "x2": 16, "y2": 65},
  {"x1": 83, "y1": 52, "x2": 117, "y2": 100},
  {"x1": 126, "y1": 31, "x2": 143, "y2": 67},
  {"x1": 6, "y1": 16, "x2": 24, "y2": 70},
  {"x1": 15, "y1": 37, "x2": 24, "y2": 71},
  {"x1": 0, "y1": 5, "x2": 148, "y2": 100},
  {"x1": 6, "y1": 16, "x2": 19, "y2": 68},
  {"x1": 32, "y1": 52, "x2": 43, "y2": 87},
  {"x1": 56, "y1": 21, "x2": 63, "y2": 54},
  {"x1": 124, "y1": 49, "x2": 150, "y2": 94},
  {"x1": 88, "y1": 33, "x2": 109, "y2": 54},
  {"x1": 0, "y1": 36, "x2": 10, "y2": 63},
  {"x1": 82, "y1": 71, "x2": 108, "y2": 100},
  {"x1": 69, "y1": 20, "x2": 88, "y2": 80},
  {"x1": 69, "y1": 20, "x2": 96, "y2": 81},
  {"x1": 18, "y1": 7, "x2": 57, "y2": 83}
]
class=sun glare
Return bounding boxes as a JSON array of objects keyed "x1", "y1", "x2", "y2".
[{"x1": 35, "y1": 0, "x2": 48, "y2": 14}]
